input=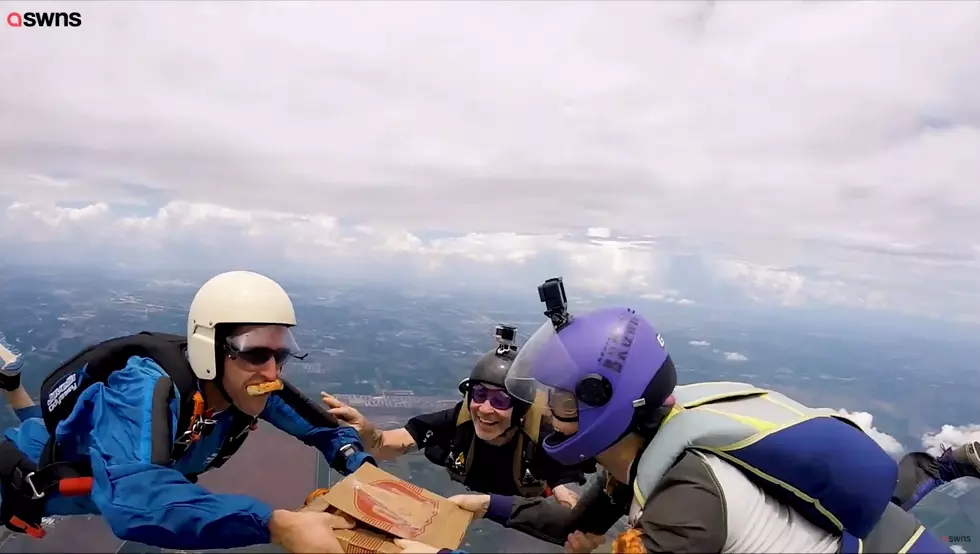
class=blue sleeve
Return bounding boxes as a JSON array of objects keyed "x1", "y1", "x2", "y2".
[
  {"x1": 260, "y1": 393, "x2": 375, "y2": 475},
  {"x1": 487, "y1": 494, "x2": 515, "y2": 524},
  {"x1": 56, "y1": 356, "x2": 274, "y2": 550}
]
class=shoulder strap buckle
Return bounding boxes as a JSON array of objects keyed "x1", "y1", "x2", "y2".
[
  {"x1": 19, "y1": 471, "x2": 44, "y2": 500},
  {"x1": 175, "y1": 416, "x2": 217, "y2": 446},
  {"x1": 520, "y1": 468, "x2": 538, "y2": 486},
  {"x1": 174, "y1": 391, "x2": 217, "y2": 446}
]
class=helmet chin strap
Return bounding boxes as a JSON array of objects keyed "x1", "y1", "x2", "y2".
[
  {"x1": 201, "y1": 374, "x2": 234, "y2": 410},
  {"x1": 216, "y1": 373, "x2": 234, "y2": 405},
  {"x1": 210, "y1": 345, "x2": 235, "y2": 408}
]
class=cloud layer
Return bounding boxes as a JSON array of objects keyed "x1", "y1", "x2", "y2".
[
  {"x1": 839, "y1": 408, "x2": 980, "y2": 464},
  {"x1": 2, "y1": 1, "x2": 979, "y2": 316},
  {"x1": 839, "y1": 409, "x2": 908, "y2": 459}
]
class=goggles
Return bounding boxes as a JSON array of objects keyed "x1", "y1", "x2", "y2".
[
  {"x1": 225, "y1": 325, "x2": 306, "y2": 368},
  {"x1": 469, "y1": 383, "x2": 513, "y2": 411}
]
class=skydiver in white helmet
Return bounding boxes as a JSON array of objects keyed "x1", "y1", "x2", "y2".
[{"x1": 0, "y1": 270, "x2": 368, "y2": 553}]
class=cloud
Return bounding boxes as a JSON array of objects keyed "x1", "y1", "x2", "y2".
[
  {"x1": 689, "y1": 340, "x2": 710, "y2": 347},
  {"x1": 834, "y1": 411, "x2": 980, "y2": 461},
  {"x1": 1, "y1": 1, "x2": 979, "y2": 316},
  {"x1": 921, "y1": 424, "x2": 980, "y2": 457},
  {"x1": 640, "y1": 289, "x2": 696, "y2": 305},
  {"x1": 723, "y1": 352, "x2": 748, "y2": 362},
  {"x1": 2, "y1": 199, "x2": 668, "y2": 295},
  {"x1": 838, "y1": 409, "x2": 907, "y2": 458}
]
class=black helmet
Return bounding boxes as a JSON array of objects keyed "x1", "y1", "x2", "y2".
[
  {"x1": 459, "y1": 325, "x2": 536, "y2": 423},
  {"x1": 458, "y1": 347, "x2": 516, "y2": 393}
]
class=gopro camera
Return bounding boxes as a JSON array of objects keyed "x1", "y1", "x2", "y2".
[
  {"x1": 495, "y1": 324, "x2": 517, "y2": 345},
  {"x1": 494, "y1": 324, "x2": 518, "y2": 354},
  {"x1": 538, "y1": 277, "x2": 571, "y2": 330}
]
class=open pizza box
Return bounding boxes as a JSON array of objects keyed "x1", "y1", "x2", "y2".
[{"x1": 301, "y1": 463, "x2": 473, "y2": 553}]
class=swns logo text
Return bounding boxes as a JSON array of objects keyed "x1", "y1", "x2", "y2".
[{"x1": 7, "y1": 11, "x2": 82, "y2": 28}]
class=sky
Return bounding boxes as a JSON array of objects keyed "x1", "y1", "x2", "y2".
[{"x1": 1, "y1": 1, "x2": 979, "y2": 322}]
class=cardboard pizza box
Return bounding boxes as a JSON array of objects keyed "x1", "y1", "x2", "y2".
[{"x1": 301, "y1": 463, "x2": 473, "y2": 553}]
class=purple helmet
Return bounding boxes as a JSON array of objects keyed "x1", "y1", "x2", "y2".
[{"x1": 504, "y1": 306, "x2": 676, "y2": 465}]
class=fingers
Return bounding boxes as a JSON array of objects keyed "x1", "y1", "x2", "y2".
[
  {"x1": 329, "y1": 407, "x2": 363, "y2": 425},
  {"x1": 393, "y1": 539, "x2": 438, "y2": 553},
  {"x1": 564, "y1": 532, "x2": 599, "y2": 553},
  {"x1": 321, "y1": 392, "x2": 362, "y2": 422},
  {"x1": 320, "y1": 392, "x2": 342, "y2": 408},
  {"x1": 447, "y1": 494, "x2": 489, "y2": 517},
  {"x1": 585, "y1": 533, "x2": 605, "y2": 547},
  {"x1": 322, "y1": 513, "x2": 355, "y2": 530},
  {"x1": 448, "y1": 494, "x2": 476, "y2": 509},
  {"x1": 564, "y1": 531, "x2": 606, "y2": 553},
  {"x1": 556, "y1": 493, "x2": 578, "y2": 509}
]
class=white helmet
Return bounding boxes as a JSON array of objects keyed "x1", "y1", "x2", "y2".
[{"x1": 186, "y1": 270, "x2": 297, "y2": 380}]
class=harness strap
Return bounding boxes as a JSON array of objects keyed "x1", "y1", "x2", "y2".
[
  {"x1": 184, "y1": 410, "x2": 257, "y2": 483},
  {"x1": 171, "y1": 391, "x2": 214, "y2": 462},
  {"x1": 0, "y1": 392, "x2": 219, "y2": 539},
  {"x1": 0, "y1": 440, "x2": 93, "y2": 539}
]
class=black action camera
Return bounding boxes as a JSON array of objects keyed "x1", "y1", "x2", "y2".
[{"x1": 538, "y1": 277, "x2": 571, "y2": 330}]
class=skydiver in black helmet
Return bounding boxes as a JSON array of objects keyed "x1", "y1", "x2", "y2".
[{"x1": 320, "y1": 324, "x2": 592, "y2": 509}]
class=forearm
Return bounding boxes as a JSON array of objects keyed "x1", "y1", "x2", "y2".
[
  {"x1": 367, "y1": 428, "x2": 419, "y2": 461},
  {"x1": 94, "y1": 461, "x2": 274, "y2": 550},
  {"x1": 486, "y1": 478, "x2": 626, "y2": 545},
  {"x1": 262, "y1": 393, "x2": 375, "y2": 475}
]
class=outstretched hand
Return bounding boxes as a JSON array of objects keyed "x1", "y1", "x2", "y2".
[
  {"x1": 448, "y1": 494, "x2": 490, "y2": 519},
  {"x1": 321, "y1": 392, "x2": 377, "y2": 441}
]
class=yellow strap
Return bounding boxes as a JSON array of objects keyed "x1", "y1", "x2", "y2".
[
  {"x1": 511, "y1": 432, "x2": 525, "y2": 486},
  {"x1": 897, "y1": 526, "x2": 925, "y2": 554},
  {"x1": 456, "y1": 393, "x2": 471, "y2": 425},
  {"x1": 523, "y1": 389, "x2": 545, "y2": 442}
]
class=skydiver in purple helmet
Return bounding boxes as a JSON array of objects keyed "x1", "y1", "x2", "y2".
[{"x1": 394, "y1": 277, "x2": 953, "y2": 554}]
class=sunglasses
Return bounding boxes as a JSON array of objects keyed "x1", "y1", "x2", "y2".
[
  {"x1": 225, "y1": 344, "x2": 294, "y2": 368},
  {"x1": 470, "y1": 383, "x2": 513, "y2": 411}
]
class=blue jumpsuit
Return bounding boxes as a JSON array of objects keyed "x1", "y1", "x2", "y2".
[{"x1": 1, "y1": 356, "x2": 372, "y2": 550}]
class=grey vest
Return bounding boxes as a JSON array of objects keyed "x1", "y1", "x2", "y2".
[{"x1": 630, "y1": 381, "x2": 940, "y2": 553}]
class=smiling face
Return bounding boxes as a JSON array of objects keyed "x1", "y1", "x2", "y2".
[
  {"x1": 468, "y1": 382, "x2": 515, "y2": 441},
  {"x1": 221, "y1": 324, "x2": 298, "y2": 416}
]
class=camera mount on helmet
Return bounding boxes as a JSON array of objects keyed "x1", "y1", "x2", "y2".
[
  {"x1": 494, "y1": 324, "x2": 518, "y2": 355},
  {"x1": 538, "y1": 277, "x2": 571, "y2": 330}
]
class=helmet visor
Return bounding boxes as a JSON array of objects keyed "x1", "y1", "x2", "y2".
[
  {"x1": 226, "y1": 325, "x2": 304, "y2": 368},
  {"x1": 504, "y1": 320, "x2": 598, "y2": 417}
]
